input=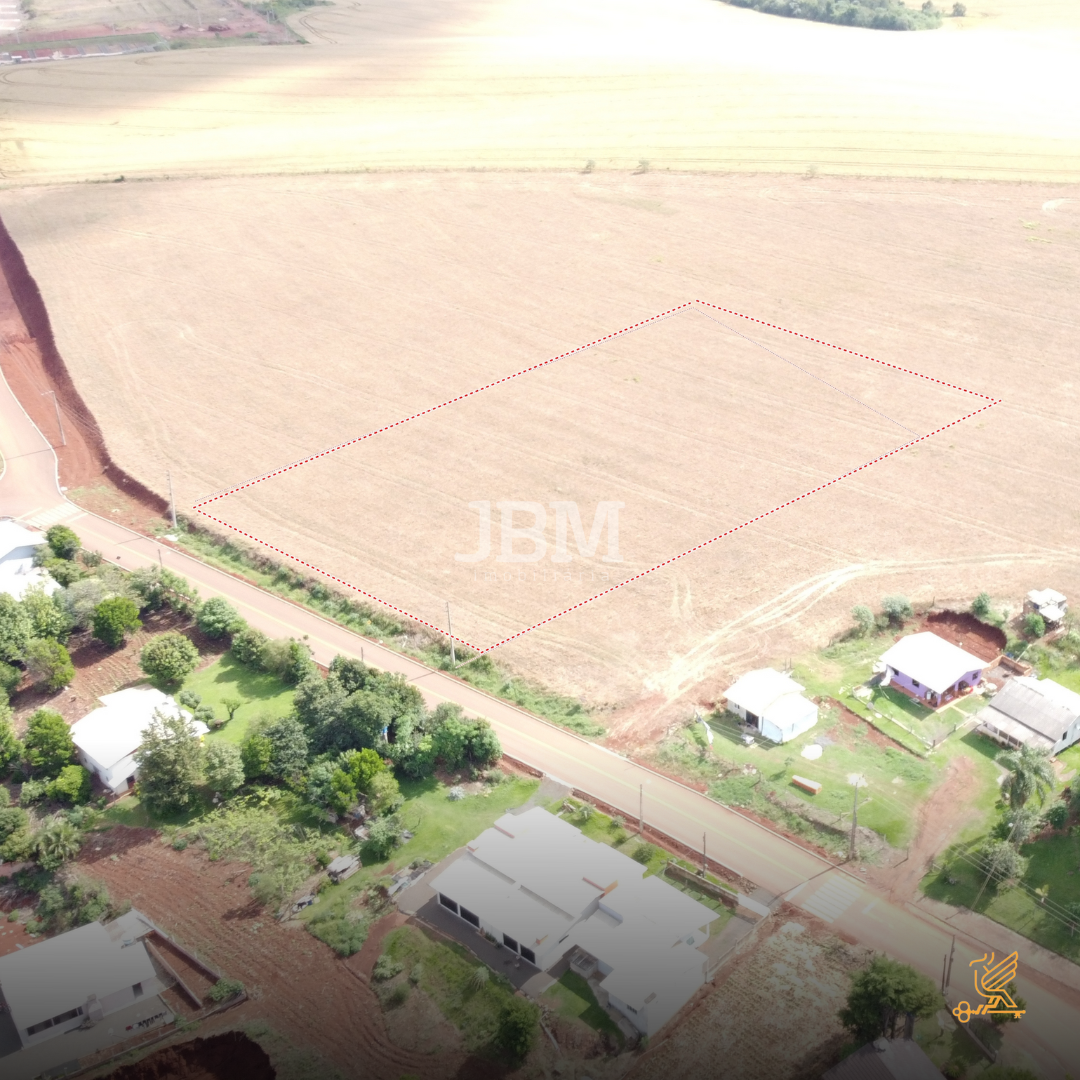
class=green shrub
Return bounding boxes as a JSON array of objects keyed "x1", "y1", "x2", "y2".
[
  {"x1": 196, "y1": 597, "x2": 244, "y2": 640},
  {"x1": 971, "y1": 592, "x2": 992, "y2": 618},
  {"x1": 1043, "y1": 802, "x2": 1069, "y2": 830},
  {"x1": 881, "y1": 595, "x2": 913, "y2": 624},
  {"x1": 47, "y1": 765, "x2": 92, "y2": 805},
  {"x1": 231, "y1": 626, "x2": 269, "y2": 668},
  {"x1": 1022, "y1": 613, "x2": 1045, "y2": 639},
  {"x1": 495, "y1": 996, "x2": 539, "y2": 1062},
  {"x1": 23, "y1": 639, "x2": 75, "y2": 691},
  {"x1": 373, "y1": 953, "x2": 404, "y2": 981},
  {"x1": 631, "y1": 842, "x2": 658, "y2": 865},
  {"x1": 208, "y1": 978, "x2": 245, "y2": 1002},
  {"x1": 851, "y1": 604, "x2": 874, "y2": 636},
  {"x1": 139, "y1": 631, "x2": 200, "y2": 685},
  {"x1": 0, "y1": 661, "x2": 20, "y2": 696},
  {"x1": 23, "y1": 709, "x2": 75, "y2": 778},
  {"x1": 385, "y1": 982, "x2": 410, "y2": 1008},
  {"x1": 307, "y1": 911, "x2": 372, "y2": 956},
  {"x1": 91, "y1": 596, "x2": 141, "y2": 647},
  {"x1": 45, "y1": 525, "x2": 81, "y2": 561}
]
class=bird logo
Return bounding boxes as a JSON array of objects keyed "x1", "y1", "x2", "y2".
[{"x1": 952, "y1": 952, "x2": 1026, "y2": 1023}]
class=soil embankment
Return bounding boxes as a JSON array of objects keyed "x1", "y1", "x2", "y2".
[{"x1": 105, "y1": 1032, "x2": 275, "y2": 1080}]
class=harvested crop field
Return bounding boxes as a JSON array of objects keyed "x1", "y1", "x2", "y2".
[
  {"x1": 78, "y1": 827, "x2": 464, "y2": 1080},
  {"x1": 2, "y1": 171, "x2": 1078, "y2": 710},
  {"x1": 0, "y1": 0, "x2": 1078, "y2": 185}
]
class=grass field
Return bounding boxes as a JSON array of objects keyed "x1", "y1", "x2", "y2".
[
  {"x1": 541, "y1": 970, "x2": 624, "y2": 1046},
  {"x1": 185, "y1": 653, "x2": 295, "y2": 743}
]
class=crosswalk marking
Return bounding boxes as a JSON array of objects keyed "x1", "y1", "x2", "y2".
[
  {"x1": 800, "y1": 875, "x2": 863, "y2": 924},
  {"x1": 22, "y1": 502, "x2": 83, "y2": 529}
]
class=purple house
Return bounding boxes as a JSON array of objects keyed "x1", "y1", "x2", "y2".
[{"x1": 879, "y1": 632, "x2": 985, "y2": 708}]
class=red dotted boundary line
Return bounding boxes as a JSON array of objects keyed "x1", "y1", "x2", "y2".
[{"x1": 192, "y1": 301, "x2": 1002, "y2": 656}]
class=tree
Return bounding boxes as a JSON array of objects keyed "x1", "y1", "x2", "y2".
[
  {"x1": 35, "y1": 816, "x2": 84, "y2": 871},
  {"x1": 495, "y1": 997, "x2": 539, "y2": 1063},
  {"x1": 241, "y1": 732, "x2": 275, "y2": 782},
  {"x1": 851, "y1": 604, "x2": 874, "y2": 637},
  {"x1": 47, "y1": 764, "x2": 92, "y2": 804},
  {"x1": 139, "y1": 631, "x2": 200, "y2": 685},
  {"x1": 839, "y1": 956, "x2": 944, "y2": 1044},
  {"x1": 196, "y1": 597, "x2": 244, "y2": 640},
  {"x1": 328, "y1": 654, "x2": 375, "y2": 694},
  {"x1": 204, "y1": 740, "x2": 245, "y2": 796},
  {"x1": 881, "y1": 596, "x2": 913, "y2": 625},
  {"x1": 21, "y1": 585, "x2": 72, "y2": 642},
  {"x1": 342, "y1": 747, "x2": 386, "y2": 794},
  {"x1": 365, "y1": 815, "x2": 402, "y2": 860},
  {"x1": 262, "y1": 637, "x2": 316, "y2": 685},
  {"x1": 91, "y1": 596, "x2": 141, "y2": 647},
  {"x1": 135, "y1": 707, "x2": 204, "y2": 814},
  {"x1": 367, "y1": 769, "x2": 403, "y2": 816},
  {"x1": 971, "y1": 592, "x2": 992, "y2": 618},
  {"x1": 466, "y1": 720, "x2": 501, "y2": 767},
  {"x1": 978, "y1": 839, "x2": 1029, "y2": 887},
  {"x1": 0, "y1": 796, "x2": 32, "y2": 862},
  {"x1": 0, "y1": 593, "x2": 32, "y2": 662},
  {"x1": 60, "y1": 573, "x2": 129, "y2": 631},
  {"x1": 263, "y1": 716, "x2": 309, "y2": 781},
  {"x1": 988, "y1": 983, "x2": 1027, "y2": 1027},
  {"x1": 24, "y1": 708, "x2": 75, "y2": 778},
  {"x1": 24, "y1": 638, "x2": 75, "y2": 691},
  {"x1": 1043, "y1": 802, "x2": 1069, "y2": 831},
  {"x1": 0, "y1": 660, "x2": 20, "y2": 697},
  {"x1": 45, "y1": 525, "x2": 81, "y2": 560},
  {"x1": 128, "y1": 566, "x2": 198, "y2": 616},
  {"x1": 1022, "y1": 612, "x2": 1045, "y2": 639},
  {"x1": 221, "y1": 697, "x2": 244, "y2": 723},
  {"x1": 0, "y1": 714, "x2": 23, "y2": 778},
  {"x1": 231, "y1": 626, "x2": 269, "y2": 668},
  {"x1": 995, "y1": 804, "x2": 1041, "y2": 845},
  {"x1": 997, "y1": 744, "x2": 1055, "y2": 807}
]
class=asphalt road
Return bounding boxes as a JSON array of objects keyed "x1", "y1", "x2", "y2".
[{"x1": 2, "y1": 363, "x2": 1079, "y2": 1076}]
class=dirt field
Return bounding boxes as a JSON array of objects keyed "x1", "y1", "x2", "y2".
[
  {"x1": 2, "y1": 171, "x2": 1077, "y2": 712},
  {"x1": 0, "y1": 0, "x2": 1078, "y2": 184},
  {"x1": 628, "y1": 915, "x2": 873, "y2": 1080},
  {"x1": 103, "y1": 1032, "x2": 275, "y2": 1080}
]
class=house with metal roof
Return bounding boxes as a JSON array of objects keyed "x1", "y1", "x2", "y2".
[
  {"x1": 723, "y1": 667, "x2": 818, "y2": 743},
  {"x1": 822, "y1": 1036, "x2": 943, "y2": 1080},
  {"x1": 975, "y1": 676, "x2": 1080, "y2": 755},
  {"x1": 0, "y1": 520, "x2": 58, "y2": 601},
  {"x1": 1025, "y1": 588, "x2": 1068, "y2": 626},
  {"x1": 0, "y1": 911, "x2": 168, "y2": 1050},
  {"x1": 879, "y1": 633, "x2": 985, "y2": 708},
  {"x1": 70, "y1": 688, "x2": 207, "y2": 795},
  {"x1": 428, "y1": 806, "x2": 720, "y2": 1037}
]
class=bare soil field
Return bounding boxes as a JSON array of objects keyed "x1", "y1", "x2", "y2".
[
  {"x1": 2, "y1": 171, "x2": 1077, "y2": 712},
  {"x1": 627, "y1": 916, "x2": 873, "y2": 1080},
  {"x1": 0, "y1": 0, "x2": 1078, "y2": 184}
]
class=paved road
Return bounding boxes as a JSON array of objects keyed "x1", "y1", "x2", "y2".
[{"x1": 2, "y1": 363, "x2": 1078, "y2": 1076}]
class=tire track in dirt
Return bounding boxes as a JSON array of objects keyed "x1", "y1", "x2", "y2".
[{"x1": 79, "y1": 828, "x2": 463, "y2": 1080}]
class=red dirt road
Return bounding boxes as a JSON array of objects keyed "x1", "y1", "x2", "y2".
[{"x1": 79, "y1": 827, "x2": 465, "y2": 1080}]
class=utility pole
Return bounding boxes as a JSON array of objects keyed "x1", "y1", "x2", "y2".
[
  {"x1": 41, "y1": 391, "x2": 66, "y2": 447},
  {"x1": 945, "y1": 935, "x2": 956, "y2": 990},
  {"x1": 446, "y1": 602, "x2": 456, "y2": 667},
  {"x1": 167, "y1": 470, "x2": 177, "y2": 529},
  {"x1": 849, "y1": 783, "x2": 861, "y2": 861},
  {"x1": 941, "y1": 954, "x2": 948, "y2": 994}
]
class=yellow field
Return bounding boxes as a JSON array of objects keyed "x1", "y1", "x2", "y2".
[
  {"x1": 1, "y1": 0, "x2": 1079, "y2": 185},
  {"x1": 2, "y1": 171, "x2": 1078, "y2": 711}
]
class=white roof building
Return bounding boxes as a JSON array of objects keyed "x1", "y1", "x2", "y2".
[
  {"x1": 976, "y1": 676, "x2": 1080, "y2": 755},
  {"x1": 724, "y1": 668, "x2": 818, "y2": 743},
  {"x1": 429, "y1": 807, "x2": 720, "y2": 1037},
  {"x1": 879, "y1": 632, "x2": 985, "y2": 699},
  {"x1": 70, "y1": 687, "x2": 206, "y2": 795},
  {"x1": 0, "y1": 519, "x2": 58, "y2": 601},
  {"x1": 1027, "y1": 588, "x2": 1068, "y2": 625},
  {"x1": 0, "y1": 911, "x2": 166, "y2": 1049}
]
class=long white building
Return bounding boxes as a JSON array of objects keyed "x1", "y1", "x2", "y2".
[{"x1": 429, "y1": 806, "x2": 720, "y2": 1037}]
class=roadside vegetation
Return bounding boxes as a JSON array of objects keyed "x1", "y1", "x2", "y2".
[{"x1": 721, "y1": 0, "x2": 947, "y2": 31}]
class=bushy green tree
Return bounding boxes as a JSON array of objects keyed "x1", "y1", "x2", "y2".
[
  {"x1": 60, "y1": 572, "x2": 129, "y2": 630},
  {"x1": 881, "y1": 595, "x2": 913, "y2": 625},
  {"x1": 978, "y1": 839, "x2": 1029, "y2": 887},
  {"x1": 128, "y1": 565, "x2": 199, "y2": 616},
  {"x1": 0, "y1": 712, "x2": 23, "y2": 778},
  {"x1": 0, "y1": 661, "x2": 20, "y2": 696},
  {"x1": 24, "y1": 708, "x2": 75, "y2": 778},
  {"x1": 365, "y1": 815, "x2": 402, "y2": 860},
  {"x1": 995, "y1": 804, "x2": 1041, "y2": 845},
  {"x1": 1022, "y1": 612, "x2": 1045, "y2": 639},
  {"x1": 263, "y1": 716, "x2": 309, "y2": 781},
  {"x1": 23, "y1": 638, "x2": 75, "y2": 691},
  {"x1": 35, "y1": 816, "x2": 84, "y2": 871},
  {"x1": 851, "y1": 604, "x2": 874, "y2": 636},
  {"x1": 134, "y1": 707, "x2": 204, "y2": 814},
  {"x1": 262, "y1": 637, "x2": 316, "y2": 685},
  {"x1": 196, "y1": 597, "x2": 244, "y2": 640},
  {"x1": 971, "y1": 592, "x2": 992, "y2": 618},
  {"x1": 367, "y1": 769, "x2": 402, "y2": 816},
  {"x1": 0, "y1": 593, "x2": 32, "y2": 662},
  {"x1": 231, "y1": 626, "x2": 269, "y2": 668},
  {"x1": 204, "y1": 740, "x2": 245, "y2": 796},
  {"x1": 139, "y1": 631, "x2": 199, "y2": 685},
  {"x1": 47, "y1": 764, "x2": 92, "y2": 804},
  {"x1": 21, "y1": 585, "x2": 72, "y2": 642},
  {"x1": 91, "y1": 596, "x2": 141, "y2": 647},
  {"x1": 839, "y1": 956, "x2": 943, "y2": 1043},
  {"x1": 466, "y1": 720, "x2": 501, "y2": 767},
  {"x1": 241, "y1": 732, "x2": 275, "y2": 782},
  {"x1": 997, "y1": 744, "x2": 1055, "y2": 807},
  {"x1": 45, "y1": 525, "x2": 80, "y2": 560},
  {"x1": 496, "y1": 997, "x2": 540, "y2": 1063},
  {"x1": 1043, "y1": 802, "x2": 1069, "y2": 831}
]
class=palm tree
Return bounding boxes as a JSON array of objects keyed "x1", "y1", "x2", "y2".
[
  {"x1": 997, "y1": 744, "x2": 1056, "y2": 808},
  {"x1": 35, "y1": 817, "x2": 83, "y2": 871}
]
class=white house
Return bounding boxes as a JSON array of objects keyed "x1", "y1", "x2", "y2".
[
  {"x1": 0, "y1": 519, "x2": 58, "y2": 601},
  {"x1": 70, "y1": 687, "x2": 207, "y2": 795},
  {"x1": 429, "y1": 807, "x2": 720, "y2": 1037},
  {"x1": 1026, "y1": 588, "x2": 1068, "y2": 626},
  {"x1": 723, "y1": 668, "x2": 818, "y2": 743},
  {"x1": 976, "y1": 676, "x2": 1080, "y2": 755},
  {"x1": 0, "y1": 910, "x2": 168, "y2": 1049},
  {"x1": 878, "y1": 632, "x2": 985, "y2": 707}
]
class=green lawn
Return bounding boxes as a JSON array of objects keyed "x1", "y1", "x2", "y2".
[
  {"x1": 379, "y1": 925, "x2": 518, "y2": 1052},
  {"x1": 542, "y1": 970, "x2": 624, "y2": 1046},
  {"x1": 184, "y1": 653, "x2": 295, "y2": 744}
]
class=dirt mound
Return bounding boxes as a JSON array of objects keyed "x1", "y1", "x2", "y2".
[
  {"x1": 107, "y1": 1033, "x2": 273, "y2": 1080},
  {"x1": 922, "y1": 610, "x2": 1006, "y2": 663}
]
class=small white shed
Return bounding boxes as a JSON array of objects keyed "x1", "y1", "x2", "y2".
[
  {"x1": 724, "y1": 668, "x2": 818, "y2": 744},
  {"x1": 0, "y1": 519, "x2": 59, "y2": 600}
]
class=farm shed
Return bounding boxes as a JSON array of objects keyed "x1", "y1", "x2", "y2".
[
  {"x1": 723, "y1": 667, "x2": 818, "y2": 743},
  {"x1": 70, "y1": 688, "x2": 207, "y2": 795},
  {"x1": 975, "y1": 676, "x2": 1080, "y2": 755},
  {"x1": 822, "y1": 1035, "x2": 942, "y2": 1080},
  {"x1": 429, "y1": 806, "x2": 720, "y2": 1037},
  {"x1": 327, "y1": 855, "x2": 360, "y2": 883},
  {"x1": 878, "y1": 632, "x2": 985, "y2": 707},
  {"x1": 0, "y1": 911, "x2": 167, "y2": 1050},
  {"x1": 1025, "y1": 587, "x2": 1068, "y2": 626},
  {"x1": 0, "y1": 519, "x2": 58, "y2": 601}
]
